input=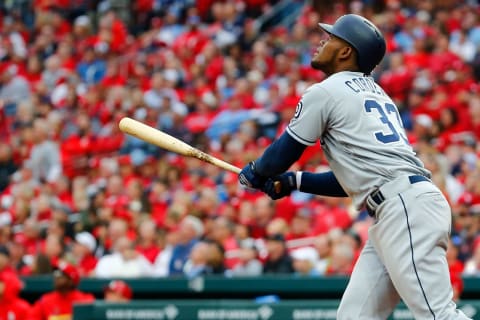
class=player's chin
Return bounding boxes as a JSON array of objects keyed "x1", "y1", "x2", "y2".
[{"x1": 310, "y1": 59, "x2": 323, "y2": 70}]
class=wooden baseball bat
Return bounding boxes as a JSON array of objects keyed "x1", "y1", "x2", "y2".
[{"x1": 118, "y1": 117, "x2": 241, "y2": 174}]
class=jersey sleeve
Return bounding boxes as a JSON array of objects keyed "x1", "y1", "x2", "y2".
[{"x1": 286, "y1": 84, "x2": 332, "y2": 146}]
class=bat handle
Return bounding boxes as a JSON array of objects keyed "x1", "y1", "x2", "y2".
[{"x1": 274, "y1": 181, "x2": 281, "y2": 194}]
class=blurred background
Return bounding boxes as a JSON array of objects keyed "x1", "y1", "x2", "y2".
[{"x1": 0, "y1": 0, "x2": 480, "y2": 319}]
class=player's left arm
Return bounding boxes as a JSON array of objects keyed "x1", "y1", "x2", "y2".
[
  {"x1": 255, "y1": 132, "x2": 306, "y2": 176},
  {"x1": 239, "y1": 84, "x2": 329, "y2": 189},
  {"x1": 239, "y1": 131, "x2": 348, "y2": 200},
  {"x1": 263, "y1": 170, "x2": 348, "y2": 200},
  {"x1": 238, "y1": 132, "x2": 305, "y2": 189}
]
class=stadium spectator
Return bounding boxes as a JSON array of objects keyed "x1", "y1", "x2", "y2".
[
  {"x1": 250, "y1": 196, "x2": 276, "y2": 239},
  {"x1": 324, "y1": 241, "x2": 355, "y2": 276},
  {"x1": 27, "y1": 118, "x2": 61, "y2": 184},
  {"x1": 135, "y1": 218, "x2": 161, "y2": 264},
  {"x1": 94, "y1": 236, "x2": 154, "y2": 278},
  {"x1": 285, "y1": 207, "x2": 313, "y2": 241},
  {"x1": 182, "y1": 241, "x2": 212, "y2": 278},
  {"x1": 70, "y1": 231, "x2": 98, "y2": 277},
  {"x1": 207, "y1": 216, "x2": 240, "y2": 270},
  {"x1": 28, "y1": 261, "x2": 94, "y2": 320},
  {"x1": 228, "y1": 238, "x2": 263, "y2": 277},
  {"x1": 104, "y1": 280, "x2": 133, "y2": 303},
  {"x1": 167, "y1": 215, "x2": 205, "y2": 276},
  {"x1": 42, "y1": 233, "x2": 66, "y2": 267},
  {"x1": 28, "y1": 253, "x2": 54, "y2": 276},
  {"x1": 291, "y1": 246, "x2": 320, "y2": 277},
  {"x1": 203, "y1": 239, "x2": 227, "y2": 275},
  {"x1": 152, "y1": 229, "x2": 179, "y2": 277},
  {"x1": 265, "y1": 217, "x2": 289, "y2": 238},
  {"x1": 262, "y1": 234, "x2": 294, "y2": 274},
  {"x1": 0, "y1": 142, "x2": 17, "y2": 193},
  {"x1": 0, "y1": 246, "x2": 18, "y2": 281},
  {"x1": 313, "y1": 233, "x2": 332, "y2": 275},
  {"x1": 0, "y1": 273, "x2": 31, "y2": 320},
  {"x1": 0, "y1": 64, "x2": 31, "y2": 109}
]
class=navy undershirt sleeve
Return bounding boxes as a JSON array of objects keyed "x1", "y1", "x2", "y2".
[
  {"x1": 300, "y1": 171, "x2": 348, "y2": 197},
  {"x1": 255, "y1": 132, "x2": 348, "y2": 197},
  {"x1": 254, "y1": 132, "x2": 306, "y2": 176}
]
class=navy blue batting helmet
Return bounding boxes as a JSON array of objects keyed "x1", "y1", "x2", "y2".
[{"x1": 319, "y1": 14, "x2": 386, "y2": 74}]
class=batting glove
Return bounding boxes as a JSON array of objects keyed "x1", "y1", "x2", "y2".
[
  {"x1": 239, "y1": 161, "x2": 267, "y2": 189},
  {"x1": 264, "y1": 172, "x2": 297, "y2": 200}
]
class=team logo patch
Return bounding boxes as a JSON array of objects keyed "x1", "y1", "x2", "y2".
[{"x1": 294, "y1": 101, "x2": 303, "y2": 118}]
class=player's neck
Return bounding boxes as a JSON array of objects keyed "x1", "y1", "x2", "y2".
[{"x1": 334, "y1": 61, "x2": 361, "y2": 74}]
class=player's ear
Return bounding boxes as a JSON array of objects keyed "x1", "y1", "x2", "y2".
[
  {"x1": 338, "y1": 46, "x2": 355, "y2": 60},
  {"x1": 338, "y1": 45, "x2": 359, "y2": 69}
]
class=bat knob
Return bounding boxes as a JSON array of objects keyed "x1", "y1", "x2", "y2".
[{"x1": 274, "y1": 181, "x2": 281, "y2": 194}]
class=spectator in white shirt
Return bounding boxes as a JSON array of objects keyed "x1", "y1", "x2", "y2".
[{"x1": 94, "y1": 236, "x2": 153, "y2": 278}]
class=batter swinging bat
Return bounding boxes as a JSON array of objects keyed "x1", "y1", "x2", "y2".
[{"x1": 118, "y1": 117, "x2": 241, "y2": 174}]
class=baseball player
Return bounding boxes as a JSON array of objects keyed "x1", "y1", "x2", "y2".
[{"x1": 239, "y1": 14, "x2": 470, "y2": 320}]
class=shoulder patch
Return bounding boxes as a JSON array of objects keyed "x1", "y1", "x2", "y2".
[{"x1": 294, "y1": 101, "x2": 303, "y2": 118}]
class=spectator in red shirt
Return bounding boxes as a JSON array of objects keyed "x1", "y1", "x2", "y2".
[
  {"x1": 324, "y1": 241, "x2": 355, "y2": 276},
  {"x1": 310, "y1": 197, "x2": 353, "y2": 236},
  {"x1": 14, "y1": 218, "x2": 43, "y2": 258},
  {"x1": 28, "y1": 261, "x2": 94, "y2": 320},
  {"x1": 0, "y1": 272, "x2": 31, "y2": 320},
  {"x1": 285, "y1": 207, "x2": 313, "y2": 241},
  {"x1": 135, "y1": 218, "x2": 161, "y2": 264},
  {"x1": 42, "y1": 233, "x2": 65, "y2": 267},
  {"x1": 207, "y1": 216, "x2": 240, "y2": 270}
]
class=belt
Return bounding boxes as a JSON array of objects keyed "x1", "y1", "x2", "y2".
[{"x1": 365, "y1": 175, "x2": 431, "y2": 217}]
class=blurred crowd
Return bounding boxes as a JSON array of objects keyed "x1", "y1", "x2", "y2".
[{"x1": 0, "y1": 0, "x2": 478, "y2": 306}]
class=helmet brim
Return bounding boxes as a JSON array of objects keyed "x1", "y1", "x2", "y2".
[{"x1": 318, "y1": 23, "x2": 333, "y2": 34}]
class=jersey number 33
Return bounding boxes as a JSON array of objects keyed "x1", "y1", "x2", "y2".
[{"x1": 365, "y1": 99, "x2": 409, "y2": 145}]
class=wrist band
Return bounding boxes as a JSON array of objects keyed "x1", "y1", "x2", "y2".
[{"x1": 296, "y1": 171, "x2": 302, "y2": 190}]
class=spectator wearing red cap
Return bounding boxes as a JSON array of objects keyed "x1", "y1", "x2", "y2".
[
  {"x1": 28, "y1": 261, "x2": 94, "y2": 320},
  {"x1": 104, "y1": 280, "x2": 132, "y2": 303}
]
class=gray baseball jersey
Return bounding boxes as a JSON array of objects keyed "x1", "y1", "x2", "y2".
[
  {"x1": 286, "y1": 71, "x2": 430, "y2": 210},
  {"x1": 286, "y1": 71, "x2": 470, "y2": 319}
]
